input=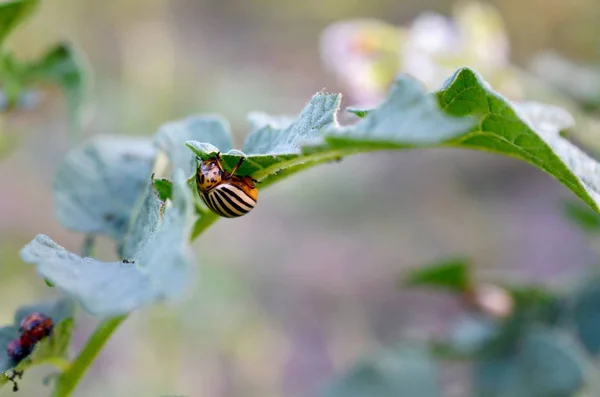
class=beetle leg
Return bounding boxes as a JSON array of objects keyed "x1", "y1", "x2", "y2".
[{"x1": 227, "y1": 157, "x2": 246, "y2": 179}]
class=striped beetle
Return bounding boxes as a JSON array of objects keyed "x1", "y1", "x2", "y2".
[{"x1": 195, "y1": 153, "x2": 258, "y2": 218}]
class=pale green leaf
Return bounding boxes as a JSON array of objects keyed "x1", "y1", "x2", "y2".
[
  {"x1": 316, "y1": 344, "x2": 443, "y2": 397},
  {"x1": 118, "y1": 177, "x2": 163, "y2": 260},
  {"x1": 186, "y1": 75, "x2": 475, "y2": 190},
  {"x1": 21, "y1": 170, "x2": 195, "y2": 317},
  {"x1": 53, "y1": 136, "x2": 156, "y2": 240},
  {"x1": 475, "y1": 328, "x2": 591, "y2": 397},
  {"x1": 154, "y1": 115, "x2": 233, "y2": 178},
  {"x1": 182, "y1": 67, "x2": 600, "y2": 238}
]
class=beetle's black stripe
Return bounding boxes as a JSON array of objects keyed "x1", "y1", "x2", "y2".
[
  {"x1": 212, "y1": 190, "x2": 239, "y2": 217},
  {"x1": 217, "y1": 189, "x2": 249, "y2": 215},
  {"x1": 201, "y1": 184, "x2": 257, "y2": 218},
  {"x1": 220, "y1": 186, "x2": 255, "y2": 212},
  {"x1": 200, "y1": 192, "x2": 211, "y2": 211},
  {"x1": 207, "y1": 192, "x2": 231, "y2": 218},
  {"x1": 201, "y1": 192, "x2": 221, "y2": 216},
  {"x1": 205, "y1": 189, "x2": 235, "y2": 218}
]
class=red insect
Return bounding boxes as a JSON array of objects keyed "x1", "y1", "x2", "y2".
[
  {"x1": 6, "y1": 338, "x2": 32, "y2": 363},
  {"x1": 19, "y1": 313, "x2": 53, "y2": 343}
]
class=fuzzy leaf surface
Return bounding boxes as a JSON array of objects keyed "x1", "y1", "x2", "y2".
[
  {"x1": 183, "y1": 67, "x2": 600, "y2": 222},
  {"x1": 53, "y1": 136, "x2": 156, "y2": 240},
  {"x1": 437, "y1": 68, "x2": 600, "y2": 213},
  {"x1": 186, "y1": 75, "x2": 476, "y2": 190},
  {"x1": 21, "y1": 171, "x2": 194, "y2": 317},
  {"x1": 154, "y1": 115, "x2": 234, "y2": 178}
]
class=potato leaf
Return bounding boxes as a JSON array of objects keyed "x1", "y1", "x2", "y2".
[
  {"x1": 21, "y1": 170, "x2": 194, "y2": 317},
  {"x1": 53, "y1": 136, "x2": 156, "y2": 240},
  {"x1": 182, "y1": 67, "x2": 600, "y2": 221}
]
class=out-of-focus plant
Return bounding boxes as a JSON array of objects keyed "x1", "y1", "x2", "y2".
[
  {"x1": 531, "y1": 52, "x2": 600, "y2": 114},
  {"x1": 320, "y1": 2, "x2": 522, "y2": 108},
  {"x1": 319, "y1": 1, "x2": 600, "y2": 156},
  {"x1": 315, "y1": 202, "x2": 600, "y2": 396},
  {"x1": 0, "y1": 0, "x2": 87, "y2": 159},
  {"x1": 9, "y1": 65, "x2": 600, "y2": 396},
  {"x1": 397, "y1": 257, "x2": 599, "y2": 397},
  {"x1": 5, "y1": 1, "x2": 600, "y2": 396}
]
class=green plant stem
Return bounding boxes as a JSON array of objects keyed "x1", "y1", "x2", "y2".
[
  {"x1": 52, "y1": 315, "x2": 126, "y2": 397},
  {"x1": 44, "y1": 357, "x2": 71, "y2": 372},
  {"x1": 190, "y1": 212, "x2": 218, "y2": 240}
]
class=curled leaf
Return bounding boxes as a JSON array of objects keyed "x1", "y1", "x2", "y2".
[{"x1": 22, "y1": 170, "x2": 195, "y2": 317}]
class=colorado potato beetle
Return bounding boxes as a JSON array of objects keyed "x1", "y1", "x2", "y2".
[
  {"x1": 195, "y1": 153, "x2": 259, "y2": 218},
  {"x1": 19, "y1": 313, "x2": 53, "y2": 342}
]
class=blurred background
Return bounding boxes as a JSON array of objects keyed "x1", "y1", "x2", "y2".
[{"x1": 1, "y1": 0, "x2": 600, "y2": 396}]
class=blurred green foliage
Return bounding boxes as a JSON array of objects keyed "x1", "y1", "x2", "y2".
[{"x1": 0, "y1": 0, "x2": 86, "y2": 156}]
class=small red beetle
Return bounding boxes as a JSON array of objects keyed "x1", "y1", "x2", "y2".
[
  {"x1": 19, "y1": 313, "x2": 53, "y2": 343},
  {"x1": 6, "y1": 338, "x2": 31, "y2": 363}
]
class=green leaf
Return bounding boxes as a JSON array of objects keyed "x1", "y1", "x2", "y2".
[
  {"x1": 246, "y1": 111, "x2": 295, "y2": 132},
  {"x1": 437, "y1": 68, "x2": 600, "y2": 214},
  {"x1": 0, "y1": 0, "x2": 39, "y2": 46},
  {"x1": 25, "y1": 43, "x2": 87, "y2": 129},
  {"x1": 20, "y1": 170, "x2": 195, "y2": 317},
  {"x1": 154, "y1": 115, "x2": 234, "y2": 178},
  {"x1": 186, "y1": 76, "x2": 476, "y2": 189},
  {"x1": 403, "y1": 257, "x2": 471, "y2": 293},
  {"x1": 475, "y1": 328, "x2": 591, "y2": 397},
  {"x1": 316, "y1": 345, "x2": 443, "y2": 397},
  {"x1": 346, "y1": 107, "x2": 371, "y2": 118},
  {"x1": 0, "y1": 298, "x2": 75, "y2": 388},
  {"x1": 563, "y1": 200, "x2": 600, "y2": 232},
  {"x1": 153, "y1": 178, "x2": 173, "y2": 202},
  {"x1": 445, "y1": 314, "x2": 500, "y2": 357},
  {"x1": 118, "y1": 177, "x2": 163, "y2": 260},
  {"x1": 182, "y1": 67, "x2": 600, "y2": 242},
  {"x1": 53, "y1": 135, "x2": 156, "y2": 240}
]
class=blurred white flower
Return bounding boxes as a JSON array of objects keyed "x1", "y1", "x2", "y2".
[
  {"x1": 320, "y1": 2, "x2": 521, "y2": 107},
  {"x1": 320, "y1": 18, "x2": 403, "y2": 108}
]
